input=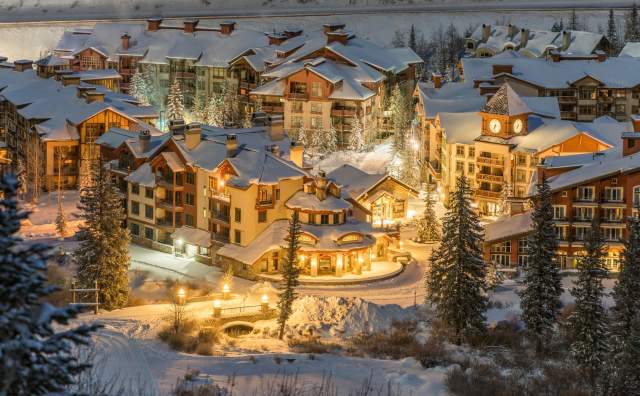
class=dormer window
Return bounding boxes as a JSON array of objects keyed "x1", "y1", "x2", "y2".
[{"x1": 337, "y1": 233, "x2": 363, "y2": 244}]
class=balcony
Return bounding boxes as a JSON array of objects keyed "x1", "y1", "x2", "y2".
[
  {"x1": 174, "y1": 71, "x2": 195, "y2": 79},
  {"x1": 208, "y1": 189, "x2": 230, "y2": 203},
  {"x1": 156, "y1": 176, "x2": 184, "y2": 191},
  {"x1": 331, "y1": 107, "x2": 357, "y2": 117},
  {"x1": 476, "y1": 189, "x2": 501, "y2": 199},
  {"x1": 211, "y1": 211, "x2": 230, "y2": 224},
  {"x1": 477, "y1": 157, "x2": 503, "y2": 167},
  {"x1": 157, "y1": 198, "x2": 184, "y2": 211},
  {"x1": 560, "y1": 111, "x2": 577, "y2": 119},
  {"x1": 213, "y1": 233, "x2": 230, "y2": 244},
  {"x1": 261, "y1": 105, "x2": 284, "y2": 113},
  {"x1": 476, "y1": 173, "x2": 503, "y2": 183},
  {"x1": 156, "y1": 217, "x2": 174, "y2": 227},
  {"x1": 286, "y1": 92, "x2": 309, "y2": 101},
  {"x1": 256, "y1": 198, "x2": 274, "y2": 208},
  {"x1": 239, "y1": 81, "x2": 257, "y2": 90},
  {"x1": 558, "y1": 96, "x2": 577, "y2": 103}
]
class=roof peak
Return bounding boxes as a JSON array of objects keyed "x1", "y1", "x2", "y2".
[{"x1": 482, "y1": 83, "x2": 531, "y2": 116}]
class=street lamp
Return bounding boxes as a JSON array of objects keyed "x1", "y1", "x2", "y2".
[
  {"x1": 177, "y1": 287, "x2": 186, "y2": 305},
  {"x1": 261, "y1": 294, "x2": 269, "y2": 314},
  {"x1": 222, "y1": 283, "x2": 230, "y2": 300},
  {"x1": 213, "y1": 299, "x2": 221, "y2": 318}
]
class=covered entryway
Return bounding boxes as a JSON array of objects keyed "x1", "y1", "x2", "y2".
[{"x1": 171, "y1": 226, "x2": 212, "y2": 260}]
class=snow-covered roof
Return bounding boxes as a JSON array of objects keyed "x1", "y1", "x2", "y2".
[
  {"x1": 171, "y1": 226, "x2": 212, "y2": 248},
  {"x1": 620, "y1": 42, "x2": 640, "y2": 58},
  {"x1": 285, "y1": 190, "x2": 352, "y2": 212},
  {"x1": 72, "y1": 69, "x2": 122, "y2": 81},
  {"x1": 484, "y1": 211, "x2": 533, "y2": 243},
  {"x1": 327, "y1": 164, "x2": 386, "y2": 200},
  {"x1": 416, "y1": 81, "x2": 485, "y2": 119},
  {"x1": 216, "y1": 218, "x2": 375, "y2": 265},
  {"x1": 483, "y1": 83, "x2": 532, "y2": 116},
  {"x1": 462, "y1": 56, "x2": 640, "y2": 89},
  {"x1": 0, "y1": 68, "x2": 155, "y2": 142},
  {"x1": 36, "y1": 54, "x2": 68, "y2": 67},
  {"x1": 541, "y1": 147, "x2": 620, "y2": 168},
  {"x1": 124, "y1": 163, "x2": 156, "y2": 187},
  {"x1": 438, "y1": 112, "x2": 483, "y2": 145}
]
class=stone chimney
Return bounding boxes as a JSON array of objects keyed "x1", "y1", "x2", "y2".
[
  {"x1": 226, "y1": 134, "x2": 238, "y2": 157},
  {"x1": 323, "y1": 23, "x2": 346, "y2": 33},
  {"x1": 85, "y1": 91, "x2": 105, "y2": 103},
  {"x1": 54, "y1": 69, "x2": 73, "y2": 81},
  {"x1": 139, "y1": 129, "x2": 151, "y2": 153},
  {"x1": 315, "y1": 171, "x2": 327, "y2": 201},
  {"x1": 184, "y1": 18, "x2": 199, "y2": 34},
  {"x1": 121, "y1": 33, "x2": 131, "y2": 50},
  {"x1": 267, "y1": 33, "x2": 287, "y2": 46},
  {"x1": 169, "y1": 119, "x2": 186, "y2": 135},
  {"x1": 184, "y1": 122, "x2": 201, "y2": 150},
  {"x1": 0, "y1": 56, "x2": 7, "y2": 63},
  {"x1": 220, "y1": 21, "x2": 236, "y2": 35},
  {"x1": 13, "y1": 59, "x2": 33, "y2": 72},
  {"x1": 482, "y1": 24, "x2": 491, "y2": 42},
  {"x1": 290, "y1": 142, "x2": 304, "y2": 168},
  {"x1": 326, "y1": 31, "x2": 350, "y2": 45},
  {"x1": 562, "y1": 30, "x2": 572, "y2": 51},
  {"x1": 283, "y1": 28, "x2": 303, "y2": 38},
  {"x1": 147, "y1": 18, "x2": 162, "y2": 32},
  {"x1": 492, "y1": 64, "x2": 513, "y2": 75},
  {"x1": 62, "y1": 74, "x2": 81, "y2": 86},
  {"x1": 520, "y1": 28, "x2": 529, "y2": 48},
  {"x1": 431, "y1": 73, "x2": 442, "y2": 89},
  {"x1": 268, "y1": 144, "x2": 280, "y2": 157},
  {"x1": 76, "y1": 85, "x2": 94, "y2": 98},
  {"x1": 508, "y1": 23, "x2": 518, "y2": 38},
  {"x1": 623, "y1": 132, "x2": 640, "y2": 157},
  {"x1": 632, "y1": 115, "x2": 640, "y2": 132},
  {"x1": 267, "y1": 114, "x2": 284, "y2": 141},
  {"x1": 595, "y1": 50, "x2": 607, "y2": 62}
]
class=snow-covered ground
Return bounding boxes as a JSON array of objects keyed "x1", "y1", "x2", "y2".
[{"x1": 0, "y1": 8, "x2": 621, "y2": 61}]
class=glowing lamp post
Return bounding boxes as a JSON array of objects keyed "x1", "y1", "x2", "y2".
[
  {"x1": 399, "y1": 239, "x2": 404, "y2": 250},
  {"x1": 177, "y1": 287, "x2": 186, "y2": 305},
  {"x1": 213, "y1": 299, "x2": 221, "y2": 318},
  {"x1": 222, "y1": 283, "x2": 230, "y2": 300},
  {"x1": 261, "y1": 294, "x2": 269, "y2": 314},
  {"x1": 175, "y1": 238, "x2": 184, "y2": 256}
]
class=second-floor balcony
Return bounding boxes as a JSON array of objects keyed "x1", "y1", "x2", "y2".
[
  {"x1": 256, "y1": 198, "x2": 274, "y2": 208},
  {"x1": 261, "y1": 104, "x2": 284, "y2": 113},
  {"x1": 476, "y1": 173, "x2": 503, "y2": 183},
  {"x1": 156, "y1": 216, "x2": 174, "y2": 227},
  {"x1": 208, "y1": 189, "x2": 230, "y2": 202},
  {"x1": 476, "y1": 189, "x2": 501, "y2": 199},
  {"x1": 174, "y1": 71, "x2": 196, "y2": 79},
  {"x1": 211, "y1": 210, "x2": 230, "y2": 224},
  {"x1": 477, "y1": 157, "x2": 503, "y2": 167},
  {"x1": 331, "y1": 107, "x2": 357, "y2": 117},
  {"x1": 286, "y1": 92, "x2": 309, "y2": 101}
]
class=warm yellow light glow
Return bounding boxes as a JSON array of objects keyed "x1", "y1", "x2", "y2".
[
  {"x1": 358, "y1": 256, "x2": 364, "y2": 264},
  {"x1": 177, "y1": 287, "x2": 186, "y2": 298},
  {"x1": 222, "y1": 283, "x2": 230, "y2": 293},
  {"x1": 406, "y1": 209, "x2": 416, "y2": 219},
  {"x1": 213, "y1": 299, "x2": 221, "y2": 308},
  {"x1": 261, "y1": 294, "x2": 269, "y2": 303},
  {"x1": 370, "y1": 253, "x2": 375, "y2": 260},
  {"x1": 399, "y1": 240, "x2": 404, "y2": 248},
  {"x1": 298, "y1": 254, "x2": 306, "y2": 262},
  {"x1": 219, "y1": 180, "x2": 225, "y2": 188},
  {"x1": 176, "y1": 238, "x2": 184, "y2": 246}
]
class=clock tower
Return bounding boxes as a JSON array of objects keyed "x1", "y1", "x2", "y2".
[{"x1": 480, "y1": 83, "x2": 530, "y2": 139}]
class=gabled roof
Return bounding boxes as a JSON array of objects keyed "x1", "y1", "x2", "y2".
[
  {"x1": 482, "y1": 83, "x2": 531, "y2": 116},
  {"x1": 484, "y1": 211, "x2": 534, "y2": 243}
]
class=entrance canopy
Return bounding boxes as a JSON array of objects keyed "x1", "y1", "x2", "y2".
[{"x1": 171, "y1": 226, "x2": 212, "y2": 247}]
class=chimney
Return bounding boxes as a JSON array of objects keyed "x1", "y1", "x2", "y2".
[
  {"x1": 431, "y1": 73, "x2": 442, "y2": 89},
  {"x1": 283, "y1": 28, "x2": 303, "y2": 38},
  {"x1": 492, "y1": 64, "x2": 513, "y2": 75},
  {"x1": 315, "y1": 171, "x2": 327, "y2": 201},
  {"x1": 268, "y1": 144, "x2": 280, "y2": 157},
  {"x1": 623, "y1": 132, "x2": 640, "y2": 156},
  {"x1": 169, "y1": 119, "x2": 186, "y2": 135},
  {"x1": 226, "y1": 134, "x2": 238, "y2": 157},
  {"x1": 482, "y1": 24, "x2": 491, "y2": 41},
  {"x1": 562, "y1": 30, "x2": 572, "y2": 51},
  {"x1": 184, "y1": 18, "x2": 199, "y2": 34},
  {"x1": 267, "y1": 114, "x2": 284, "y2": 141},
  {"x1": 632, "y1": 115, "x2": 640, "y2": 132},
  {"x1": 85, "y1": 91, "x2": 105, "y2": 103},
  {"x1": 220, "y1": 21, "x2": 236, "y2": 35},
  {"x1": 290, "y1": 142, "x2": 304, "y2": 168},
  {"x1": 184, "y1": 122, "x2": 201, "y2": 150},
  {"x1": 54, "y1": 69, "x2": 73, "y2": 81},
  {"x1": 550, "y1": 51, "x2": 561, "y2": 62},
  {"x1": 76, "y1": 85, "x2": 94, "y2": 98},
  {"x1": 121, "y1": 33, "x2": 131, "y2": 50},
  {"x1": 520, "y1": 28, "x2": 529, "y2": 47},
  {"x1": 267, "y1": 33, "x2": 287, "y2": 46},
  {"x1": 326, "y1": 31, "x2": 350, "y2": 45},
  {"x1": 13, "y1": 59, "x2": 33, "y2": 72},
  {"x1": 147, "y1": 17, "x2": 162, "y2": 32},
  {"x1": 595, "y1": 50, "x2": 607, "y2": 62},
  {"x1": 62, "y1": 74, "x2": 81, "y2": 86},
  {"x1": 139, "y1": 129, "x2": 151, "y2": 153},
  {"x1": 508, "y1": 23, "x2": 518, "y2": 38},
  {"x1": 323, "y1": 23, "x2": 346, "y2": 33}
]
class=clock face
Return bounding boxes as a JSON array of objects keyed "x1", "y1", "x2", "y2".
[
  {"x1": 513, "y1": 119, "x2": 523, "y2": 134},
  {"x1": 489, "y1": 119, "x2": 502, "y2": 134}
]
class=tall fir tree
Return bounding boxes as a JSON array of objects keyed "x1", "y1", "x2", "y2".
[
  {"x1": 74, "y1": 166, "x2": 130, "y2": 310},
  {"x1": 55, "y1": 199, "x2": 68, "y2": 241},
  {"x1": 414, "y1": 184, "x2": 440, "y2": 243},
  {"x1": 519, "y1": 176, "x2": 563, "y2": 352},
  {"x1": 391, "y1": 30, "x2": 406, "y2": 48},
  {"x1": 296, "y1": 126, "x2": 308, "y2": 148},
  {"x1": 569, "y1": 9, "x2": 580, "y2": 30},
  {"x1": 348, "y1": 118, "x2": 364, "y2": 152},
  {"x1": 323, "y1": 126, "x2": 337, "y2": 153},
  {"x1": 607, "y1": 9, "x2": 621, "y2": 55},
  {"x1": 497, "y1": 182, "x2": 512, "y2": 217},
  {"x1": 408, "y1": 25, "x2": 418, "y2": 53},
  {"x1": 569, "y1": 219, "x2": 609, "y2": 386},
  {"x1": 166, "y1": 79, "x2": 184, "y2": 120},
  {"x1": 604, "y1": 211, "x2": 640, "y2": 395},
  {"x1": 625, "y1": 2, "x2": 640, "y2": 42},
  {"x1": 388, "y1": 84, "x2": 413, "y2": 153},
  {"x1": 551, "y1": 18, "x2": 565, "y2": 32},
  {"x1": 277, "y1": 210, "x2": 302, "y2": 340},
  {"x1": 206, "y1": 90, "x2": 225, "y2": 127},
  {"x1": 129, "y1": 70, "x2": 151, "y2": 106},
  {"x1": 425, "y1": 175, "x2": 487, "y2": 344},
  {"x1": 0, "y1": 174, "x2": 98, "y2": 395}
]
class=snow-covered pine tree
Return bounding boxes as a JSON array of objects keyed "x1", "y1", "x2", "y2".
[
  {"x1": 605, "y1": 209, "x2": 640, "y2": 394},
  {"x1": 551, "y1": 18, "x2": 565, "y2": 32},
  {"x1": 16, "y1": 158, "x2": 27, "y2": 200},
  {"x1": 391, "y1": 30, "x2": 406, "y2": 48},
  {"x1": 322, "y1": 126, "x2": 337, "y2": 154},
  {"x1": 607, "y1": 9, "x2": 621, "y2": 55},
  {"x1": 425, "y1": 175, "x2": 487, "y2": 344},
  {"x1": 242, "y1": 109, "x2": 253, "y2": 128},
  {"x1": 310, "y1": 127, "x2": 325, "y2": 156},
  {"x1": 296, "y1": 126, "x2": 308, "y2": 148},
  {"x1": 569, "y1": 219, "x2": 609, "y2": 386},
  {"x1": 277, "y1": 210, "x2": 302, "y2": 340},
  {"x1": 206, "y1": 89, "x2": 225, "y2": 127},
  {"x1": 129, "y1": 70, "x2": 151, "y2": 106},
  {"x1": 166, "y1": 79, "x2": 184, "y2": 120},
  {"x1": 74, "y1": 166, "x2": 130, "y2": 310},
  {"x1": 188, "y1": 94, "x2": 207, "y2": 124},
  {"x1": 486, "y1": 260, "x2": 505, "y2": 291},
  {"x1": 519, "y1": 176, "x2": 562, "y2": 351},
  {"x1": 497, "y1": 182, "x2": 512, "y2": 217},
  {"x1": 414, "y1": 184, "x2": 440, "y2": 243},
  {"x1": 408, "y1": 25, "x2": 417, "y2": 53},
  {"x1": 348, "y1": 118, "x2": 364, "y2": 152},
  {"x1": 569, "y1": 9, "x2": 580, "y2": 30},
  {"x1": 0, "y1": 174, "x2": 98, "y2": 394},
  {"x1": 625, "y1": 3, "x2": 640, "y2": 42},
  {"x1": 55, "y1": 199, "x2": 68, "y2": 241},
  {"x1": 389, "y1": 84, "x2": 413, "y2": 153}
]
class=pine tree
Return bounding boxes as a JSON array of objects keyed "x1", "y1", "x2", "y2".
[
  {"x1": 625, "y1": 3, "x2": 640, "y2": 42},
  {"x1": 348, "y1": 119, "x2": 364, "y2": 152},
  {"x1": 16, "y1": 158, "x2": 27, "y2": 200},
  {"x1": 519, "y1": 176, "x2": 563, "y2": 352},
  {"x1": 323, "y1": 126, "x2": 337, "y2": 153},
  {"x1": 189, "y1": 94, "x2": 207, "y2": 124},
  {"x1": 604, "y1": 211, "x2": 640, "y2": 395},
  {"x1": 55, "y1": 199, "x2": 68, "y2": 241},
  {"x1": 486, "y1": 260, "x2": 505, "y2": 291},
  {"x1": 242, "y1": 109, "x2": 253, "y2": 128},
  {"x1": 310, "y1": 127, "x2": 324, "y2": 156},
  {"x1": 389, "y1": 84, "x2": 413, "y2": 153},
  {"x1": 607, "y1": 9, "x2": 621, "y2": 55},
  {"x1": 277, "y1": 210, "x2": 301, "y2": 340},
  {"x1": 74, "y1": 166, "x2": 130, "y2": 310},
  {"x1": 0, "y1": 174, "x2": 98, "y2": 394},
  {"x1": 408, "y1": 25, "x2": 417, "y2": 52},
  {"x1": 551, "y1": 18, "x2": 564, "y2": 32},
  {"x1": 569, "y1": 219, "x2": 609, "y2": 385},
  {"x1": 497, "y1": 182, "x2": 512, "y2": 217},
  {"x1": 129, "y1": 70, "x2": 151, "y2": 106},
  {"x1": 206, "y1": 89, "x2": 225, "y2": 127},
  {"x1": 296, "y1": 126, "x2": 308, "y2": 148},
  {"x1": 414, "y1": 184, "x2": 440, "y2": 243},
  {"x1": 425, "y1": 175, "x2": 487, "y2": 344},
  {"x1": 166, "y1": 79, "x2": 184, "y2": 120},
  {"x1": 391, "y1": 30, "x2": 406, "y2": 48},
  {"x1": 569, "y1": 9, "x2": 580, "y2": 30}
]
